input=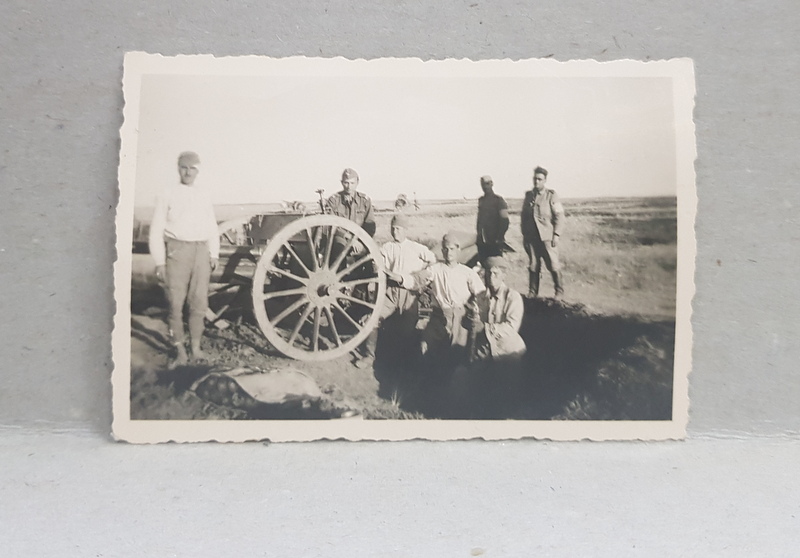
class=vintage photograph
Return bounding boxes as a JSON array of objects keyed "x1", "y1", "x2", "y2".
[{"x1": 113, "y1": 54, "x2": 696, "y2": 442}]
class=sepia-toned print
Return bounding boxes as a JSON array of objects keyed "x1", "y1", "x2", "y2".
[{"x1": 113, "y1": 54, "x2": 696, "y2": 442}]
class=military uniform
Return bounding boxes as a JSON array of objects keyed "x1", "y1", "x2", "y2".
[
  {"x1": 325, "y1": 190, "x2": 376, "y2": 236},
  {"x1": 422, "y1": 262, "x2": 486, "y2": 365},
  {"x1": 470, "y1": 285, "x2": 526, "y2": 363},
  {"x1": 476, "y1": 191, "x2": 509, "y2": 263},
  {"x1": 360, "y1": 237, "x2": 437, "y2": 363},
  {"x1": 521, "y1": 187, "x2": 565, "y2": 297}
]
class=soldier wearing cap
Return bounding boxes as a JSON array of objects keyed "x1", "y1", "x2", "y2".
[
  {"x1": 521, "y1": 166, "x2": 565, "y2": 298},
  {"x1": 325, "y1": 168, "x2": 376, "y2": 237},
  {"x1": 467, "y1": 256, "x2": 526, "y2": 363},
  {"x1": 422, "y1": 232, "x2": 486, "y2": 365},
  {"x1": 148, "y1": 151, "x2": 220, "y2": 368},
  {"x1": 355, "y1": 213, "x2": 437, "y2": 368},
  {"x1": 476, "y1": 175, "x2": 510, "y2": 264}
]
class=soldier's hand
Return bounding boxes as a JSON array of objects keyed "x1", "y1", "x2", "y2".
[
  {"x1": 210, "y1": 258, "x2": 219, "y2": 272},
  {"x1": 552, "y1": 235, "x2": 559, "y2": 248},
  {"x1": 386, "y1": 271, "x2": 403, "y2": 285},
  {"x1": 155, "y1": 265, "x2": 166, "y2": 284},
  {"x1": 351, "y1": 242, "x2": 365, "y2": 256}
]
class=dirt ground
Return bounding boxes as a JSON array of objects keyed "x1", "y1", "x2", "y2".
[{"x1": 129, "y1": 196, "x2": 677, "y2": 421}]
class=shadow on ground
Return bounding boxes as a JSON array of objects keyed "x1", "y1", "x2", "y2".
[{"x1": 373, "y1": 298, "x2": 675, "y2": 421}]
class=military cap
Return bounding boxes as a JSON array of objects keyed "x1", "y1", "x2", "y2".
[
  {"x1": 484, "y1": 256, "x2": 508, "y2": 270},
  {"x1": 178, "y1": 151, "x2": 201, "y2": 167},
  {"x1": 391, "y1": 213, "x2": 410, "y2": 228},
  {"x1": 341, "y1": 168, "x2": 359, "y2": 181},
  {"x1": 533, "y1": 166, "x2": 548, "y2": 177},
  {"x1": 442, "y1": 232, "x2": 461, "y2": 247},
  {"x1": 480, "y1": 175, "x2": 493, "y2": 186}
]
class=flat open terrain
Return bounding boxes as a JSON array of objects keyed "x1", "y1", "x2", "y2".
[{"x1": 129, "y1": 196, "x2": 677, "y2": 421}]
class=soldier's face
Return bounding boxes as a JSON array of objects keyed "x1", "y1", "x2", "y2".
[
  {"x1": 179, "y1": 164, "x2": 199, "y2": 185},
  {"x1": 442, "y1": 241, "x2": 459, "y2": 265},
  {"x1": 481, "y1": 182, "x2": 493, "y2": 195},
  {"x1": 341, "y1": 177, "x2": 358, "y2": 195},
  {"x1": 391, "y1": 225, "x2": 406, "y2": 242},
  {"x1": 533, "y1": 172, "x2": 547, "y2": 191},
  {"x1": 487, "y1": 266, "x2": 505, "y2": 291}
]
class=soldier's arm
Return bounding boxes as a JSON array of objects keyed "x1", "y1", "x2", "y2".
[
  {"x1": 206, "y1": 196, "x2": 220, "y2": 268},
  {"x1": 551, "y1": 191, "x2": 565, "y2": 238},
  {"x1": 468, "y1": 268, "x2": 486, "y2": 297},
  {"x1": 148, "y1": 193, "x2": 168, "y2": 267},
  {"x1": 498, "y1": 197, "x2": 510, "y2": 239},
  {"x1": 490, "y1": 290, "x2": 524, "y2": 335},
  {"x1": 520, "y1": 192, "x2": 532, "y2": 238},
  {"x1": 324, "y1": 194, "x2": 339, "y2": 216},
  {"x1": 362, "y1": 197, "x2": 376, "y2": 237},
  {"x1": 421, "y1": 245, "x2": 438, "y2": 267}
]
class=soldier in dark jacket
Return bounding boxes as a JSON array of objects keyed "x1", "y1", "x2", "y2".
[
  {"x1": 521, "y1": 166, "x2": 565, "y2": 298},
  {"x1": 325, "y1": 168, "x2": 376, "y2": 237},
  {"x1": 476, "y1": 175, "x2": 509, "y2": 264}
]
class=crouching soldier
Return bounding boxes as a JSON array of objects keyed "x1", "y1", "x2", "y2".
[{"x1": 467, "y1": 256, "x2": 526, "y2": 364}]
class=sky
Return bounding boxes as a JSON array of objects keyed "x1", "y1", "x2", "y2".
[{"x1": 131, "y1": 63, "x2": 679, "y2": 207}]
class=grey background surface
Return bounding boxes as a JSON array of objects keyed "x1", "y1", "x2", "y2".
[{"x1": 1, "y1": 1, "x2": 798, "y2": 555}]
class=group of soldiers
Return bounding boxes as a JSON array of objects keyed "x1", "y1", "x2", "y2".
[
  {"x1": 148, "y1": 153, "x2": 565, "y2": 373},
  {"x1": 325, "y1": 168, "x2": 564, "y2": 371}
]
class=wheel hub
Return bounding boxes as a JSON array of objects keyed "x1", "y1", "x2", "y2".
[{"x1": 306, "y1": 270, "x2": 340, "y2": 307}]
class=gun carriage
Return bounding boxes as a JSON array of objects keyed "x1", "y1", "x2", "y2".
[{"x1": 132, "y1": 209, "x2": 387, "y2": 362}]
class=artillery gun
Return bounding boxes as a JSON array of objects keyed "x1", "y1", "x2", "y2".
[{"x1": 132, "y1": 207, "x2": 387, "y2": 362}]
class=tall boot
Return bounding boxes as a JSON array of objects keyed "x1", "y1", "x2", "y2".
[
  {"x1": 528, "y1": 271, "x2": 540, "y2": 298},
  {"x1": 552, "y1": 270, "x2": 564, "y2": 298}
]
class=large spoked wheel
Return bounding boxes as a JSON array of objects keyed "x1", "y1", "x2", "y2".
[{"x1": 252, "y1": 215, "x2": 386, "y2": 361}]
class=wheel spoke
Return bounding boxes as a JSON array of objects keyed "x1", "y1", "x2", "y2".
[
  {"x1": 269, "y1": 297, "x2": 308, "y2": 327},
  {"x1": 337, "y1": 293, "x2": 376, "y2": 310},
  {"x1": 262, "y1": 286, "x2": 308, "y2": 300},
  {"x1": 287, "y1": 303, "x2": 313, "y2": 347},
  {"x1": 266, "y1": 266, "x2": 309, "y2": 285},
  {"x1": 330, "y1": 233, "x2": 357, "y2": 272},
  {"x1": 311, "y1": 306, "x2": 321, "y2": 352},
  {"x1": 284, "y1": 243, "x2": 312, "y2": 277},
  {"x1": 305, "y1": 227, "x2": 319, "y2": 271},
  {"x1": 337, "y1": 253, "x2": 375, "y2": 279},
  {"x1": 323, "y1": 225, "x2": 336, "y2": 268},
  {"x1": 323, "y1": 306, "x2": 341, "y2": 347},
  {"x1": 331, "y1": 300, "x2": 363, "y2": 332}
]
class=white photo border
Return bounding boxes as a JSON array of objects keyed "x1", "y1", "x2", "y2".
[{"x1": 113, "y1": 54, "x2": 696, "y2": 442}]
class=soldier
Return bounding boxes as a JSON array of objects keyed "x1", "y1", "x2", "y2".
[
  {"x1": 422, "y1": 232, "x2": 486, "y2": 366},
  {"x1": 148, "y1": 151, "x2": 220, "y2": 368},
  {"x1": 355, "y1": 213, "x2": 437, "y2": 369},
  {"x1": 476, "y1": 175, "x2": 509, "y2": 264},
  {"x1": 325, "y1": 168, "x2": 378, "y2": 365},
  {"x1": 521, "y1": 166, "x2": 565, "y2": 298},
  {"x1": 467, "y1": 256, "x2": 526, "y2": 364},
  {"x1": 325, "y1": 168, "x2": 376, "y2": 237}
]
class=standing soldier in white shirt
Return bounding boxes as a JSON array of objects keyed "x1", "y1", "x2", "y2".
[
  {"x1": 148, "y1": 151, "x2": 220, "y2": 368},
  {"x1": 355, "y1": 213, "x2": 437, "y2": 369}
]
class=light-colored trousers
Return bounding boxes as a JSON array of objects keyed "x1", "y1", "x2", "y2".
[{"x1": 164, "y1": 238, "x2": 211, "y2": 345}]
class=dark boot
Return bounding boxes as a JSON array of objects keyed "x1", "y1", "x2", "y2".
[
  {"x1": 527, "y1": 271, "x2": 540, "y2": 298},
  {"x1": 552, "y1": 271, "x2": 564, "y2": 298}
]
